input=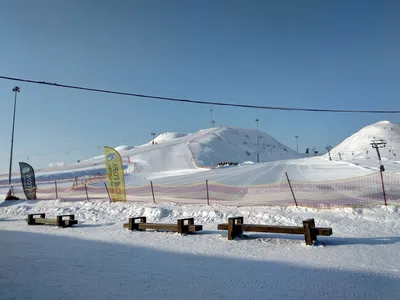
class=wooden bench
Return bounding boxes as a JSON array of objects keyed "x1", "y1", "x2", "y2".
[
  {"x1": 26, "y1": 213, "x2": 78, "y2": 228},
  {"x1": 217, "y1": 217, "x2": 332, "y2": 245},
  {"x1": 123, "y1": 217, "x2": 203, "y2": 234}
]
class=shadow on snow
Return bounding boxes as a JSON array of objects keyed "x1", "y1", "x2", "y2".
[{"x1": 0, "y1": 230, "x2": 398, "y2": 300}]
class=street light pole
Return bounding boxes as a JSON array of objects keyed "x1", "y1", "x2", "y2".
[
  {"x1": 255, "y1": 119, "x2": 259, "y2": 163},
  {"x1": 295, "y1": 136, "x2": 299, "y2": 153},
  {"x1": 8, "y1": 86, "x2": 20, "y2": 185}
]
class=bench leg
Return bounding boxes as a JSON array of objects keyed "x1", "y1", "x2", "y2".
[
  {"x1": 57, "y1": 216, "x2": 65, "y2": 228},
  {"x1": 27, "y1": 213, "x2": 45, "y2": 225},
  {"x1": 228, "y1": 217, "x2": 243, "y2": 240},
  {"x1": 128, "y1": 218, "x2": 134, "y2": 231},
  {"x1": 303, "y1": 219, "x2": 316, "y2": 245},
  {"x1": 177, "y1": 218, "x2": 194, "y2": 234},
  {"x1": 228, "y1": 218, "x2": 235, "y2": 240},
  {"x1": 236, "y1": 217, "x2": 243, "y2": 236},
  {"x1": 309, "y1": 219, "x2": 317, "y2": 242},
  {"x1": 177, "y1": 219, "x2": 184, "y2": 234},
  {"x1": 27, "y1": 214, "x2": 34, "y2": 225},
  {"x1": 128, "y1": 217, "x2": 147, "y2": 231}
]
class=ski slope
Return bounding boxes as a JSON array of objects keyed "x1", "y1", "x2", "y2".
[
  {"x1": 126, "y1": 157, "x2": 374, "y2": 186},
  {"x1": 1, "y1": 122, "x2": 399, "y2": 188},
  {"x1": 1, "y1": 126, "x2": 303, "y2": 184}
]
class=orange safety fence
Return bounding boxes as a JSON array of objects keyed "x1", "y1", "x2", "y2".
[{"x1": 5, "y1": 171, "x2": 400, "y2": 207}]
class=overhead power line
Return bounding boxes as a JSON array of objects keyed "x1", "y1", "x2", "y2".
[{"x1": 1, "y1": 75, "x2": 399, "y2": 114}]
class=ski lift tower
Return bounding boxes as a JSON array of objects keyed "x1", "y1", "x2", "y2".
[{"x1": 370, "y1": 139, "x2": 387, "y2": 172}]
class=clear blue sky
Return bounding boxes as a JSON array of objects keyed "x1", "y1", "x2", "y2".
[{"x1": 1, "y1": 0, "x2": 399, "y2": 173}]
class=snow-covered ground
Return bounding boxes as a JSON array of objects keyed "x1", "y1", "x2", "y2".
[
  {"x1": 1, "y1": 200, "x2": 399, "y2": 299},
  {"x1": 130, "y1": 157, "x2": 375, "y2": 186},
  {"x1": 1, "y1": 121, "x2": 400, "y2": 299},
  {"x1": 1, "y1": 121, "x2": 399, "y2": 207},
  {"x1": 2, "y1": 121, "x2": 399, "y2": 187}
]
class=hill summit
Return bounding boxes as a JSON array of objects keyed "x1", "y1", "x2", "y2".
[{"x1": 326, "y1": 121, "x2": 400, "y2": 161}]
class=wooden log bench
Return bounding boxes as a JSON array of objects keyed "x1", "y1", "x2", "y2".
[
  {"x1": 26, "y1": 213, "x2": 78, "y2": 228},
  {"x1": 217, "y1": 217, "x2": 332, "y2": 245},
  {"x1": 123, "y1": 217, "x2": 203, "y2": 234}
]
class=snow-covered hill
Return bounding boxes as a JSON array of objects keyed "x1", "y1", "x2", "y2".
[
  {"x1": 325, "y1": 121, "x2": 400, "y2": 162},
  {"x1": 123, "y1": 126, "x2": 301, "y2": 178},
  {"x1": 188, "y1": 126, "x2": 299, "y2": 166},
  {"x1": 2, "y1": 122, "x2": 399, "y2": 185},
  {"x1": 67, "y1": 126, "x2": 301, "y2": 178}
]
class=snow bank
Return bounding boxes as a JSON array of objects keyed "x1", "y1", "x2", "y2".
[{"x1": 1, "y1": 200, "x2": 398, "y2": 233}]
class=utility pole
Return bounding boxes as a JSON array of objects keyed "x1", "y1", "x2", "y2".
[
  {"x1": 370, "y1": 139, "x2": 386, "y2": 171},
  {"x1": 255, "y1": 119, "x2": 259, "y2": 163},
  {"x1": 151, "y1": 132, "x2": 156, "y2": 145},
  {"x1": 294, "y1": 136, "x2": 299, "y2": 153},
  {"x1": 8, "y1": 86, "x2": 20, "y2": 185}
]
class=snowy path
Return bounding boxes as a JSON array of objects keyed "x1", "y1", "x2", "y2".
[
  {"x1": 1, "y1": 200, "x2": 399, "y2": 299},
  {"x1": 129, "y1": 157, "x2": 375, "y2": 186}
]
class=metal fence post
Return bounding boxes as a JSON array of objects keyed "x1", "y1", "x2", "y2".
[
  {"x1": 285, "y1": 172, "x2": 298, "y2": 207},
  {"x1": 206, "y1": 179, "x2": 210, "y2": 205},
  {"x1": 150, "y1": 181, "x2": 156, "y2": 204},
  {"x1": 55, "y1": 180, "x2": 58, "y2": 199},
  {"x1": 84, "y1": 184, "x2": 89, "y2": 201}
]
